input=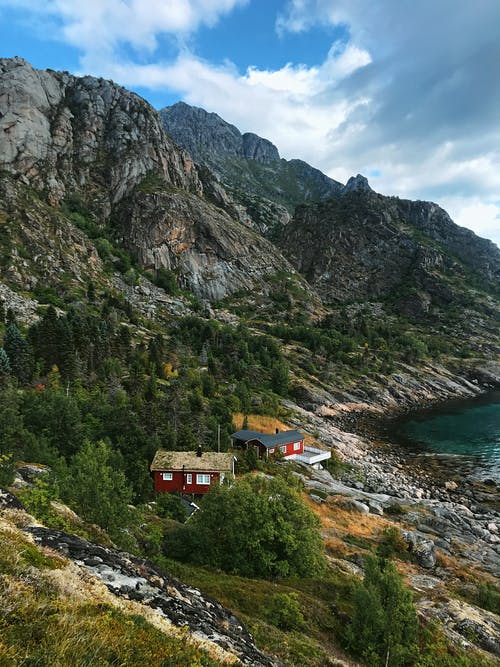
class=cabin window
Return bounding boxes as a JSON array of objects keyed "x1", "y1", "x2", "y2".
[
  {"x1": 162, "y1": 472, "x2": 173, "y2": 481},
  {"x1": 196, "y1": 474, "x2": 210, "y2": 485},
  {"x1": 293, "y1": 442, "x2": 301, "y2": 451},
  {"x1": 280, "y1": 445, "x2": 287, "y2": 453},
  {"x1": 269, "y1": 448, "x2": 275, "y2": 454},
  {"x1": 186, "y1": 474, "x2": 192, "y2": 484}
]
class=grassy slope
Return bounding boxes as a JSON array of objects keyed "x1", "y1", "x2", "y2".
[{"x1": 0, "y1": 516, "x2": 231, "y2": 667}]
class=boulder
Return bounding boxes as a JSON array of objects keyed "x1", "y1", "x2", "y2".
[{"x1": 403, "y1": 530, "x2": 437, "y2": 569}]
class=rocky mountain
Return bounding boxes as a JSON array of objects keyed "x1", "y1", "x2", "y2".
[
  {"x1": 160, "y1": 101, "x2": 280, "y2": 165},
  {"x1": 0, "y1": 57, "x2": 310, "y2": 303},
  {"x1": 160, "y1": 99, "x2": 499, "y2": 322},
  {"x1": 160, "y1": 102, "x2": 344, "y2": 235},
  {"x1": 280, "y1": 190, "x2": 500, "y2": 318}
]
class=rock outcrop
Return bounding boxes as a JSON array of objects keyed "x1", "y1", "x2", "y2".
[
  {"x1": 27, "y1": 526, "x2": 275, "y2": 666},
  {"x1": 160, "y1": 101, "x2": 280, "y2": 165},
  {"x1": 160, "y1": 101, "x2": 343, "y2": 235},
  {"x1": 0, "y1": 57, "x2": 201, "y2": 208},
  {"x1": 343, "y1": 174, "x2": 372, "y2": 193},
  {"x1": 115, "y1": 188, "x2": 305, "y2": 301}
]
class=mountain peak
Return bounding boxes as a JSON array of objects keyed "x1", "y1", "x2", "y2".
[
  {"x1": 160, "y1": 102, "x2": 280, "y2": 164},
  {"x1": 343, "y1": 173, "x2": 372, "y2": 193},
  {"x1": 242, "y1": 132, "x2": 280, "y2": 163}
]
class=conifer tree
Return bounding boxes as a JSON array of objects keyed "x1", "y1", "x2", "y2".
[
  {"x1": 64, "y1": 440, "x2": 132, "y2": 533},
  {"x1": 4, "y1": 323, "x2": 33, "y2": 384},
  {"x1": 0, "y1": 346, "x2": 11, "y2": 383}
]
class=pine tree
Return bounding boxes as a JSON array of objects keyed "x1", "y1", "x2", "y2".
[
  {"x1": 86, "y1": 280, "x2": 95, "y2": 302},
  {"x1": 30, "y1": 305, "x2": 60, "y2": 372},
  {"x1": 58, "y1": 319, "x2": 77, "y2": 381},
  {"x1": 4, "y1": 323, "x2": 33, "y2": 384},
  {"x1": 63, "y1": 440, "x2": 132, "y2": 533},
  {"x1": 0, "y1": 346, "x2": 11, "y2": 383},
  {"x1": 270, "y1": 359, "x2": 289, "y2": 396},
  {"x1": 0, "y1": 386, "x2": 33, "y2": 476}
]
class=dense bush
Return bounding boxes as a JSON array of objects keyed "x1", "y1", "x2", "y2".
[
  {"x1": 168, "y1": 475, "x2": 326, "y2": 578},
  {"x1": 346, "y1": 555, "x2": 418, "y2": 667},
  {"x1": 266, "y1": 592, "x2": 305, "y2": 630}
]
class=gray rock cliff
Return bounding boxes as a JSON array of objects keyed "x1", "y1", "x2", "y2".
[
  {"x1": 0, "y1": 57, "x2": 201, "y2": 208},
  {"x1": 0, "y1": 58, "x2": 310, "y2": 302},
  {"x1": 160, "y1": 101, "x2": 344, "y2": 236}
]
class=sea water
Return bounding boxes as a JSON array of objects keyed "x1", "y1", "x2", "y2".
[{"x1": 395, "y1": 391, "x2": 500, "y2": 481}]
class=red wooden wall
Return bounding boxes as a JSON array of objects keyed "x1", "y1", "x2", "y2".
[
  {"x1": 251, "y1": 438, "x2": 304, "y2": 459},
  {"x1": 153, "y1": 470, "x2": 222, "y2": 494}
]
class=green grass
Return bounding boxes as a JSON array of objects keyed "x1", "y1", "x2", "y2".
[
  {"x1": 0, "y1": 525, "x2": 222, "y2": 667},
  {"x1": 154, "y1": 555, "x2": 356, "y2": 666}
]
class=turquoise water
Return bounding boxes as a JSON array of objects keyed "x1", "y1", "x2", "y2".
[{"x1": 396, "y1": 391, "x2": 500, "y2": 480}]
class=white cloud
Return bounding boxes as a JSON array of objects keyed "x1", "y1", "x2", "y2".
[
  {"x1": 439, "y1": 199, "x2": 500, "y2": 247},
  {"x1": 0, "y1": 0, "x2": 249, "y2": 55},
  {"x1": 98, "y1": 47, "x2": 371, "y2": 171},
  {"x1": 244, "y1": 43, "x2": 371, "y2": 96}
]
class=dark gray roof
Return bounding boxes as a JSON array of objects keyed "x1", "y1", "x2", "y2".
[{"x1": 231, "y1": 429, "x2": 304, "y2": 449}]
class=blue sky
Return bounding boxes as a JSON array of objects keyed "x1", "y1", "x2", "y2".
[{"x1": 0, "y1": 0, "x2": 499, "y2": 244}]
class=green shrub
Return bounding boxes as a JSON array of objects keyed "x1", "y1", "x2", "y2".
[
  {"x1": 154, "y1": 492, "x2": 188, "y2": 522},
  {"x1": 346, "y1": 555, "x2": 418, "y2": 667},
  {"x1": 153, "y1": 267, "x2": 180, "y2": 295},
  {"x1": 377, "y1": 526, "x2": 409, "y2": 560},
  {"x1": 267, "y1": 592, "x2": 305, "y2": 631},
  {"x1": 18, "y1": 477, "x2": 70, "y2": 531},
  {"x1": 168, "y1": 475, "x2": 326, "y2": 578},
  {"x1": 0, "y1": 452, "x2": 15, "y2": 486}
]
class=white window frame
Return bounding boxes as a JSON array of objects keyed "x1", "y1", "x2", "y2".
[
  {"x1": 293, "y1": 441, "x2": 301, "y2": 451},
  {"x1": 162, "y1": 472, "x2": 173, "y2": 481},
  {"x1": 269, "y1": 448, "x2": 275, "y2": 454},
  {"x1": 196, "y1": 473, "x2": 211, "y2": 485},
  {"x1": 280, "y1": 445, "x2": 287, "y2": 453},
  {"x1": 186, "y1": 473, "x2": 192, "y2": 484}
]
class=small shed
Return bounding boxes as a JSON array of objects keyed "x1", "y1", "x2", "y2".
[{"x1": 150, "y1": 449, "x2": 236, "y2": 495}]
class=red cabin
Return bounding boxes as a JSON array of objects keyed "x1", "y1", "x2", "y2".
[
  {"x1": 230, "y1": 429, "x2": 305, "y2": 459},
  {"x1": 150, "y1": 448, "x2": 236, "y2": 495}
]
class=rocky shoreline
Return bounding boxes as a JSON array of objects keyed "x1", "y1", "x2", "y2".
[{"x1": 284, "y1": 371, "x2": 500, "y2": 657}]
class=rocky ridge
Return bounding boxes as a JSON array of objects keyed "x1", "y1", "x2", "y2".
[
  {"x1": 160, "y1": 102, "x2": 280, "y2": 165},
  {"x1": 280, "y1": 190, "x2": 500, "y2": 314},
  {"x1": 24, "y1": 525, "x2": 275, "y2": 666},
  {"x1": 160, "y1": 101, "x2": 344, "y2": 235},
  {"x1": 0, "y1": 489, "x2": 276, "y2": 665},
  {"x1": 0, "y1": 58, "x2": 201, "y2": 207}
]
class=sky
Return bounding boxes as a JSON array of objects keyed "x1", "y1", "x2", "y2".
[{"x1": 1, "y1": 0, "x2": 499, "y2": 245}]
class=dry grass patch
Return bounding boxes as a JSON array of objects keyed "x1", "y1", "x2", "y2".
[
  {"x1": 233, "y1": 412, "x2": 289, "y2": 433},
  {"x1": 309, "y1": 496, "x2": 389, "y2": 539}
]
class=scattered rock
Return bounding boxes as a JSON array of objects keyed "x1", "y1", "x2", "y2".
[
  {"x1": 340, "y1": 499, "x2": 370, "y2": 514},
  {"x1": 0, "y1": 489, "x2": 25, "y2": 511},
  {"x1": 403, "y1": 531, "x2": 437, "y2": 569}
]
